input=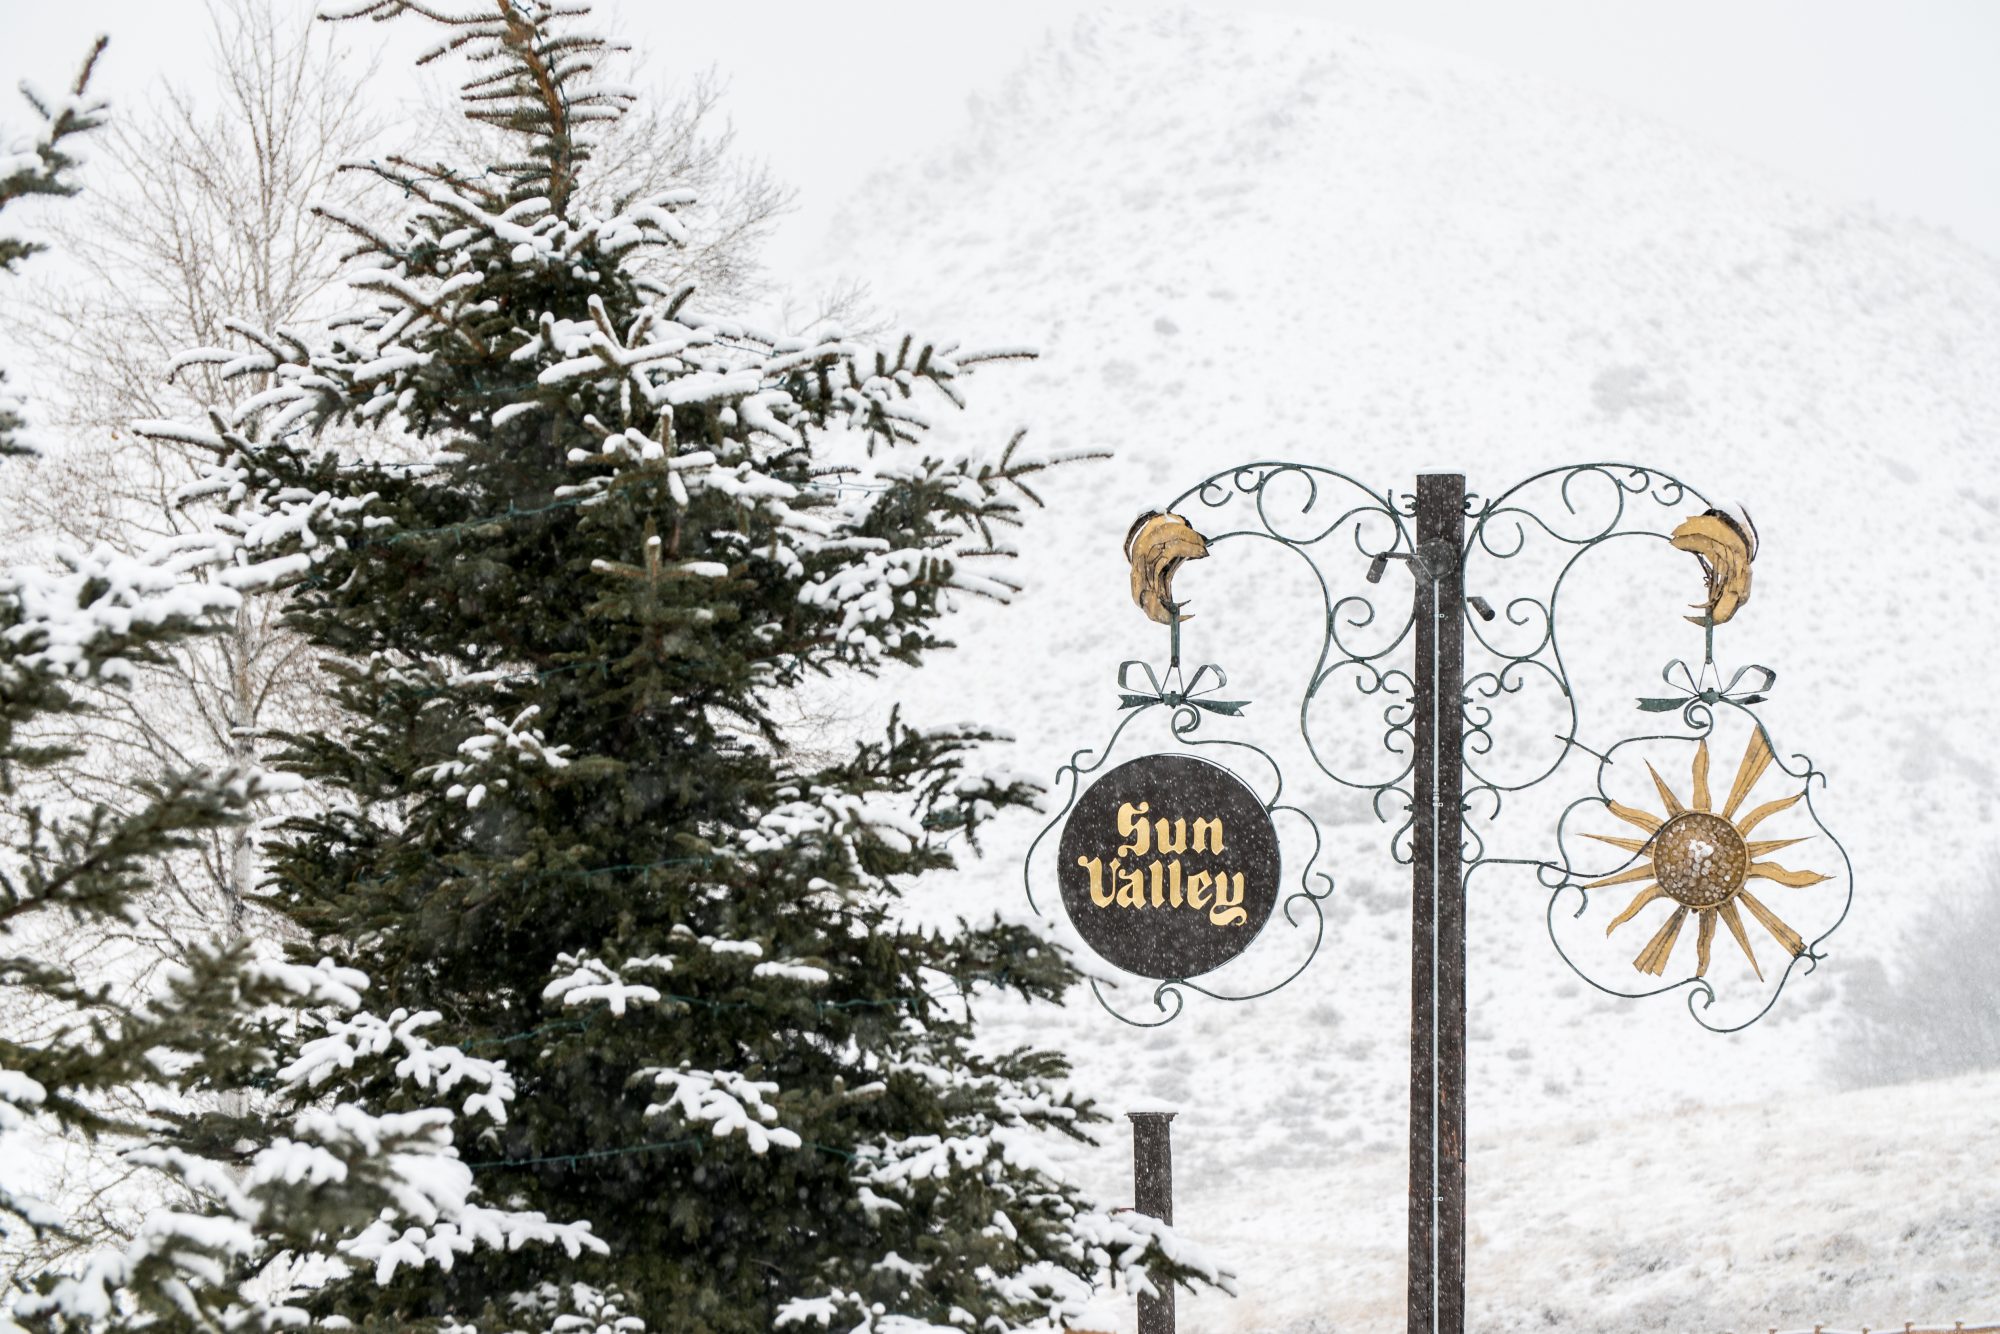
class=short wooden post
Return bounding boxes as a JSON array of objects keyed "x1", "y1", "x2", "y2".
[{"x1": 1129, "y1": 1110, "x2": 1176, "y2": 1334}]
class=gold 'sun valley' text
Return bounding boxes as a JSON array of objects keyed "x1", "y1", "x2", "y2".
[{"x1": 1073, "y1": 801, "x2": 1249, "y2": 926}]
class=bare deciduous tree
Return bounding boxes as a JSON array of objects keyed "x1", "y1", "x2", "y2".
[
  {"x1": 2, "y1": 0, "x2": 386, "y2": 948},
  {"x1": 1836, "y1": 858, "x2": 2000, "y2": 1088},
  {"x1": 415, "y1": 59, "x2": 797, "y2": 310},
  {"x1": 589, "y1": 68, "x2": 795, "y2": 306}
]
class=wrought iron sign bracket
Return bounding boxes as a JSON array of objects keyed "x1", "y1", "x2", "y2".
[{"x1": 1021, "y1": 459, "x2": 1852, "y2": 1334}]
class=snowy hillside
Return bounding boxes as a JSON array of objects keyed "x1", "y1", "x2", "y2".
[{"x1": 800, "y1": 9, "x2": 2000, "y2": 1330}]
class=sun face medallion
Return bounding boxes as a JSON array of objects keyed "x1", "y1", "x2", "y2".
[{"x1": 1650, "y1": 813, "x2": 1745, "y2": 909}]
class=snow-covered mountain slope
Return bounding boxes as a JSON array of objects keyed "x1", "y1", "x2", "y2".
[{"x1": 799, "y1": 9, "x2": 2000, "y2": 1327}]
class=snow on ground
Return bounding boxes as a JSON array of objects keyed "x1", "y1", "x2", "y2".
[
  {"x1": 796, "y1": 8, "x2": 2000, "y2": 1329},
  {"x1": 1070, "y1": 1066, "x2": 2000, "y2": 1333}
]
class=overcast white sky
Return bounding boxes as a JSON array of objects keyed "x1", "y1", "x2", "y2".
[{"x1": 5, "y1": 0, "x2": 1998, "y2": 273}]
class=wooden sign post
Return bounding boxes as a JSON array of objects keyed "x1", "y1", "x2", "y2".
[{"x1": 1128, "y1": 1110, "x2": 1177, "y2": 1334}]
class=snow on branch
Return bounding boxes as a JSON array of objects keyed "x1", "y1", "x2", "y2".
[
  {"x1": 0, "y1": 37, "x2": 108, "y2": 229},
  {"x1": 641, "y1": 1066, "x2": 801, "y2": 1155},
  {"x1": 541, "y1": 952, "x2": 670, "y2": 1017},
  {"x1": 417, "y1": 704, "x2": 574, "y2": 809},
  {"x1": 7, "y1": 1057, "x2": 595, "y2": 1327},
  {"x1": 774, "y1": 1290, "x2": 961, "y2": 1334},
  {"x1": 0, "y1": 540, "x2": 238, "y2": 686},
  {"x1": 280, "y1": 1006, "x2": 516, "y2": 1126},
  {"x1": 478, "y1": 1281, "x2": 647, "y2": 1334}
]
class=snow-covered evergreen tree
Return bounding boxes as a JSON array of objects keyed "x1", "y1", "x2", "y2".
[
  {"x1": 148, "y1": 2, "x2": 1228, "y2": 1329},
  {"x1": 3, "y1": 42, "x2": 602, "y2": 1334}
]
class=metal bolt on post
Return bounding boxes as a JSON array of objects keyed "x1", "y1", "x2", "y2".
[{"x1": 1128, "y1": 1110, "x2": 1176, "y2": 1334}]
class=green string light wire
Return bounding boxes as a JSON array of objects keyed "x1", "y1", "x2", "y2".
[
  {"x1": 371, "y1": 656, "x2": 617, "y2": 704},
  {"x1": 466, "y1": 1136, "x2": 701, "y2": 1170},
  {"x1": 462, "y1": 1018, "x2": 594, "y2": 1051},
  {"x1": 293, "y1": 469, "x2": 880, "y2": 572},
  {"x1": 522, "y1": 854, "x2": 715, "y2": 880},
  {"x1": 463, "y1": 968, "x2": 1017, "y2": 1052},
  {"x1": 383, "y1": 495, "x2": 590, "y2": 544},
  {"x1": 465, "y1": 1136, "x2": 856, "y2": 1171},
  {"x1": 280, "y1": 459, "x2": 917, "y2": 598},
  {"x1": 343, "y1": 852, "x2": 719, "y2": 897}
]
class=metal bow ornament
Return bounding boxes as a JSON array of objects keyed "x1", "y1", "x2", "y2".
[
  {"x1": 1636, "y1": 660, "x2": 1775, "y2": 714},
  {"x1": 1117, "y1": 660, "x2": 1249, "y2": 717}
]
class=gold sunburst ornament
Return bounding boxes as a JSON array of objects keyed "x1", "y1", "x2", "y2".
[{"x1": 1584, "y1": 728, "x2": 1829, "y2": 980}]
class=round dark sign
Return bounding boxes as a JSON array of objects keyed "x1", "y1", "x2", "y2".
[{"x1": 1056, "y1": 753, "x2": 1280, "y2": 979}]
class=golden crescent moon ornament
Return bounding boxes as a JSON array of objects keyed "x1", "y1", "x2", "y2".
[
  {"x1": 1125, "y1": 509, "x2": 1210, "y2": 624},
  {"x1": 1668, "y1": 504, "x2": 1757, "y2": 625}
]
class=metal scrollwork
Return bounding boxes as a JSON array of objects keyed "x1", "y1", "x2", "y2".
[
  {"x1": 1021, "y1": 650, "x2": 1337, "y2": 1027},
  {"x1": 1020, "y1": 463, "x2": 1411, "y2": 1023},
  {"x1": 1457, "y1": 463, "x2": 1849, "y2": 1026},
  {"x1": 1024, "y1": 458, "x2": 1848, "y2": 1031},
  {"x1": 1167, "y1": 463, "x2": 1421, "y2": 853},
  {"x1": 1458, "y1": 462, "x2": 1712, "y2": 819},
  {"x1": 1539, "y1": 690, "x2": 1854, "y2": 1032}
]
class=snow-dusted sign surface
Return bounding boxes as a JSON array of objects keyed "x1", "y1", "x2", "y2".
[{"x1": 1057, "y1": 753, "x2": 1281, "y2": 978}]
